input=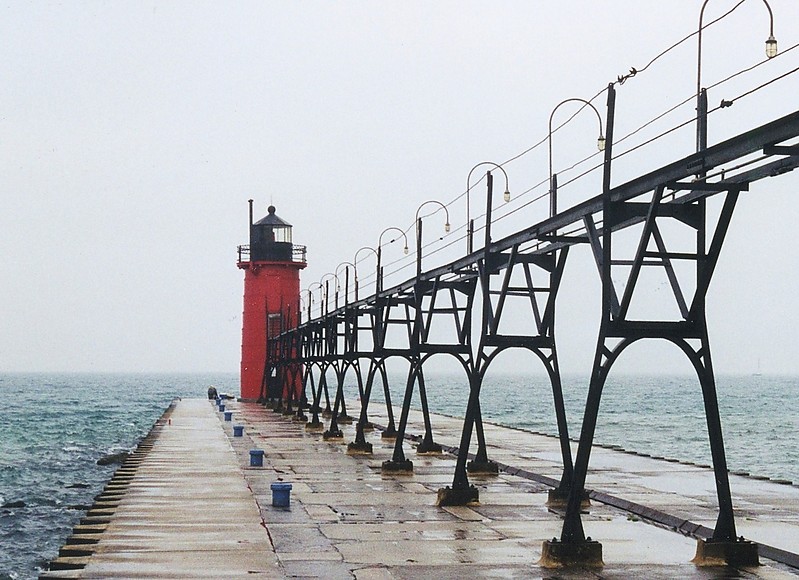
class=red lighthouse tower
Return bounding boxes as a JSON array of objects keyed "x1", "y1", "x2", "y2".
[{"x1": 237, "y1": 201, "x2": 306, "y2": 401}]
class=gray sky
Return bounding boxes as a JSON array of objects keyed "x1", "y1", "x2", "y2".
[{"x1": 1, "y1": 1, "x2": 798, "y2": 375}]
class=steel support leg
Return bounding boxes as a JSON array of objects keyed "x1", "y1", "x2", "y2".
[
  {"x1": 323, "y1": 368, "x2": 345, "y2": 439},
  {"x1": 467, "y1": 403, "x2": 498, "y2": 474},
  {"x1": 539, "y1": 348, "x2": 575, "y2": 503},
  {"x1": 306, "y1": 370, "x2": 324, "y2": 430},
  {"x1": 378, "y1": 363, "x2": 397, "y2": 438},
  {"x1": 381, "y1": 362, "x2": 416, "y2": 472},
  {"x1": 436, "y1": 370, "x2": 481, "y2": 505},
  {"x1": 349, "y1": 360, "x2": 378, "y2": 454},
  {"x1": 415, "y1": 366, "x2": 442, "y2": 454}
]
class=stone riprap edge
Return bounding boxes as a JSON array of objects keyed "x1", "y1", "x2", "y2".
[{"x1": 40, "y1": 399, "x2": 180, "y2": 577}]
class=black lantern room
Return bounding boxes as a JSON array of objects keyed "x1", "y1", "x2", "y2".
[{"x1": 249, "y1": 203, "x2": 293, "y2": 261}]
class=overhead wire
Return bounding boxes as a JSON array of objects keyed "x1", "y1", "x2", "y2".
[{"x1": 326, "y1": 2, "x2": 795, "y2": 306}]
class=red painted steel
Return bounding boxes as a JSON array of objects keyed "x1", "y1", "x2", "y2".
[{"x1": 238, "y1": 249, "x2": 305, "y2": 400}]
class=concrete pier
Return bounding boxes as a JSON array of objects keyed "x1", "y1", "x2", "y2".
[
  {"x1": 43, "y1": 399, "x2": 280, "y2": 578},
  {"x1": 44, "y1": 398, "x2": 799, "y2": 578}
]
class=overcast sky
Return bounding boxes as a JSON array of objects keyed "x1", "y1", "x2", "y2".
[{"x1": 1, "y1": 1, "x2": 798, "y2": 375}]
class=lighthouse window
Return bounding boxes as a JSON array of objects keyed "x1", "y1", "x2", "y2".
[{"x1": 267, "y1": 313, "x2": 282, "y2": 339}]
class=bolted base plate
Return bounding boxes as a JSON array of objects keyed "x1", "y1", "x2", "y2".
[
  {"x1": 323, "y1": 429, "x2": 344, "y2": 440},
  {"x1": 467, "y1": 459, "x2": 499, "y2": 475},
  {"x1": 692, "y1": 538, "x2": 759, "y2": 567},
  {"x1": 436, "y1": 485, "x2": 479, "y2": 507},
  {"x1": 381, "y1": 459, "x2": 414, "y2": 473},
  {"x1": 539, "y1": 539, "x2": 603, "y2": 568},
  {"x1": 347, "y1": 440, "x2": 373, "y2": 455}
]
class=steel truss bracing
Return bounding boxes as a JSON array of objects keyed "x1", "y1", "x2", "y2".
[{"x1": 262, "y1": 91, "x2": 799, "y2": 562}]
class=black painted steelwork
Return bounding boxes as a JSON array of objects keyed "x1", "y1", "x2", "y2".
[{"x1": 262, "y1": 101, "x2": 799, "y2": 560}]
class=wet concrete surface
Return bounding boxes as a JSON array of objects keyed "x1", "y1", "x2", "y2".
[
  {"x1": 44, "y1": 398, "x2": 799, "y2": 578},
  {"x1": 226, "y1": 399, "x2": 799, "y2": 578}
]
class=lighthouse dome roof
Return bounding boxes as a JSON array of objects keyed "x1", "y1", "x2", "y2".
[{"x1": 254, "y1": 205, "x2": 292, "y2": 228}]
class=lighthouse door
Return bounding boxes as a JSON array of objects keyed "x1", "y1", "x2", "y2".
[{"x1": 266, "y1": 313, "x2": 283, "y2": 398}]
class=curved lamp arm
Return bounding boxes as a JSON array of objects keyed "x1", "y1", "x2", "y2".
[
  {"x1": 354, "y1": 246, "x2": 378, "y2": 269},
  {"x1": 378, "y1": 226, "x2": 410, "y2": 254},
  {"x1": 376, "y1": 227, "x2": 409, "y2": 293},
  {"x1": 698, "y1": 0, "x2": 776, "y2": 98},
  {"x1": 466, "y1": 162, "x2": 510, "y2": 254},
  {"x1": 335, "y1": 261, "x2": 357, "y2": 304},
  {"x1": 696, "y1": 0, "x2": 777, "y2": 152},
  {"x1": 548, "y1": 98, "x2": 605, "y2": 217},
  {"x1": 466, "y1": 162, "x2": 510, "y2": 234},
  {"x1": 415, "y1": 199, "x2": 451, "y2": 275},
  {"x1": 307, "y1": 282, "x2": 323, "y2": 318},
  {"x1": 415, "y1": 200, "x2": 451, "y2": 233},
  {"x1": 335, "y1": 261, "x2": 357, "y2": 283},
  {"x1": 354, "y1": 246, "x2": 378, "y2": 297}
]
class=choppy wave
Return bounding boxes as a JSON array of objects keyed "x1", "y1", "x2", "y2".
[{"x1": 0, "y1": 373, "x2": 237, "y2": 580}]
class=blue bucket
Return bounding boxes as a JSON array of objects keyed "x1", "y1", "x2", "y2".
[
  {"x1": 224, "y1": 411, "x2": 233, "y2": 422},
  {"x1": 233, "y1": 425, "x2": 244, "y2": 437},
  {"x1": 271, "y1": 482, "x2": 292, "y2": 507},
  {"x1": 219, "y1": 404, "x2": 225, "y2": 413},
  {"x1": 249, "y1": 449, "x2": 264, "y2": 467}
]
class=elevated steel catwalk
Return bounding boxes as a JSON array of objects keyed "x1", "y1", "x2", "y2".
[
  {"x1": 263, "y1": 104, "x2": 799, "y2": 567},
  {"x1": 347, "y1": 108, "x2": 799, "y2": 303}
]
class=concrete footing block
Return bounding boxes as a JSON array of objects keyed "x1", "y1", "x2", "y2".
[
  {"x1": 539, "y1": 538, "x2": 603, "y2": 568},
  {"x1": 692, "y1": 538, "x2": 759, "y2": 567},
  {"x1": 305, "y1": 420, "x2": 325, "y2": 431},
  {"x1": 545, "y1": 488, "x2": 591, "y2": 508},
  {"x1": 322, "y1": 428, "x2": 344, "y2": 440},
  {"x1": 380, "y1": 426, "x2": 397, "y2": 439},
  {"x1": 467, "y1": 459, "x2": 499, "y2": 474},
  {"x1": 381, "y1": 459, "x2": 414, "y2": 473},
  {"x1": 416, "y1": 439, "x2": 443, "y2": 454},
  {"x1": 436, "y1": 485, "x2": 479, "y2": 506},
  {"x1": 347, "y1": 440, "x2": 373, "y2": 454}
]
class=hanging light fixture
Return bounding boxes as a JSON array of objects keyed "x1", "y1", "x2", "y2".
[{"x1": 765, "y1": 35, "x2": 778, "y2": 58}]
